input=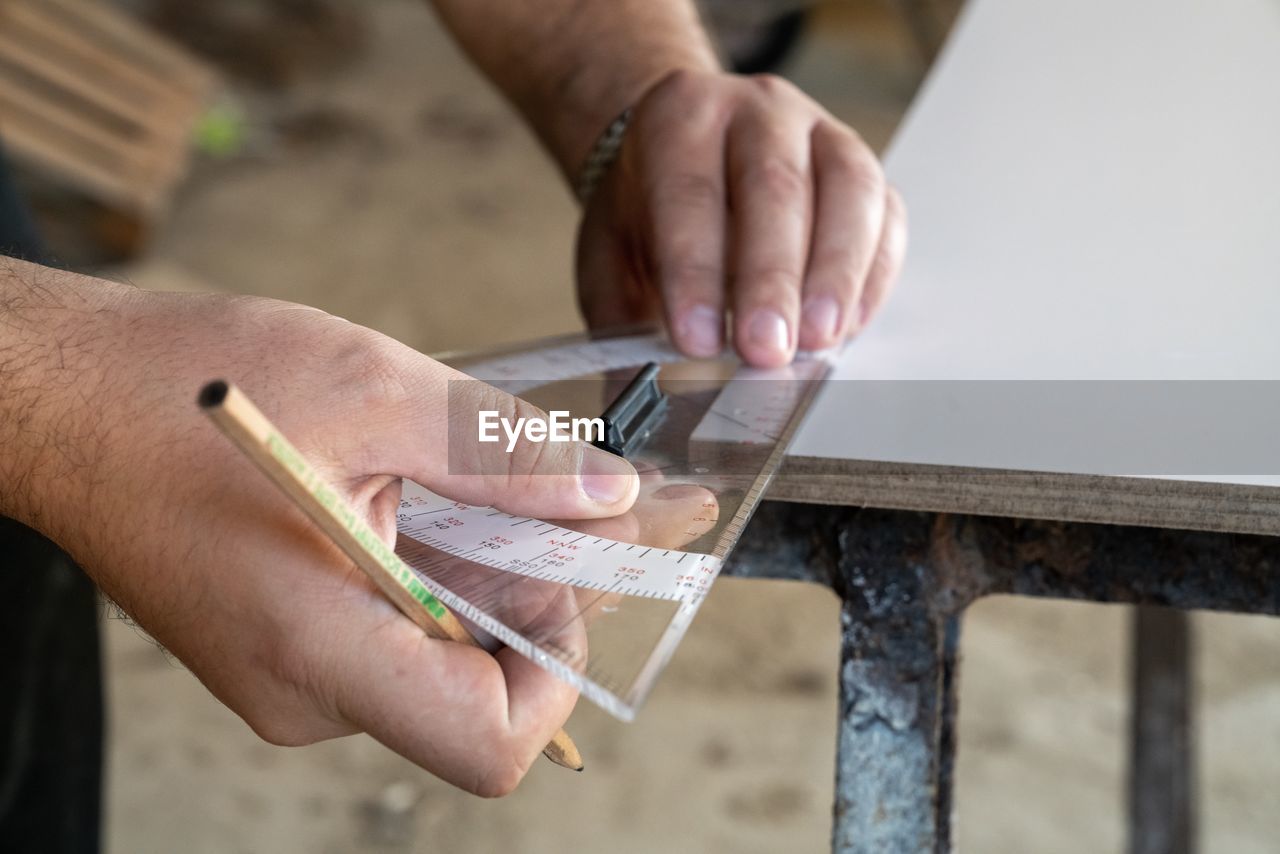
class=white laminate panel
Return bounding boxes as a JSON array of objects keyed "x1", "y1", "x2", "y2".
[{"x1": 791, "y1": 0, "x2": 1280, "y2": 488}]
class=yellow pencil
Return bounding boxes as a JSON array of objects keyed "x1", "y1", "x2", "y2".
[{"x1": 198, "y1": 380, "x2": 583, "y2": 771}]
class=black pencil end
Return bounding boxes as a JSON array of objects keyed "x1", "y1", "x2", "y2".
[{"x1": 198, "y1": 380, "x2": 229, "y2": 409}]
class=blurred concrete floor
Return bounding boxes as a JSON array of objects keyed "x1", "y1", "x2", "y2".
[{"x1": 103, "y1": 1, "x2": 1280, "y2": 852}]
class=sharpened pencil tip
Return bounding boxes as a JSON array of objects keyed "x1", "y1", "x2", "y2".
[{"x1": 542, "y1": 735, "x2": 584, "y2": 771}]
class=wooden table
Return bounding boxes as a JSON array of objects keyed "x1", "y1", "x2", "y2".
[{"x1": 726, "y1": 0, "x2": 1280, "y2": 850}]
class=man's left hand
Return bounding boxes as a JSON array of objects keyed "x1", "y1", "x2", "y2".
[{"x1": 576, "y1": 69, "x2": 907, "y2": 368}]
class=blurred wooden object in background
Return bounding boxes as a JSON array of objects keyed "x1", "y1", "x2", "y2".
[{"x1": 0, "y1": 0, "x2": 217, "y2": 255}]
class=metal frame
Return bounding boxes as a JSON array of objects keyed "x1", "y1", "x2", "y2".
[{"x1": 725, "y1": 501, "x2": 1278, "y2": 853}]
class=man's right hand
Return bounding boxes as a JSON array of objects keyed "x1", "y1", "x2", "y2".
[{"x1": 0, "y1": 257, "x2": 638, "y2": 796}]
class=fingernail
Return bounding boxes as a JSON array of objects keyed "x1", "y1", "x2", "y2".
[
  {"x1": 801, "y1": 296, "x2": 840, "y2": 343},
  {"x1": 746, "y1": 309, "x2": 790, "y2": 356},
  {"x1": 677, "y1": 304, "x2": 721, "y2": 357},
  {"x1": 579, "y1": 447, "x2": 635, "y2": 505}
]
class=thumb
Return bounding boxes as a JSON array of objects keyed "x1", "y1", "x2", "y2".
[{"x1": 392, "y1": 359, "x2": 639, "y2": 520}]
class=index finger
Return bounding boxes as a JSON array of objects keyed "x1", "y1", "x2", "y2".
[{"x1": 330, "y1": 614, "x2": 578, "y2": 797}]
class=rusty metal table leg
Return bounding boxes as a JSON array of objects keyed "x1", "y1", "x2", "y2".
[
  {"x1": 832, "y1": 575, "x2": 958, "y2": 852},
  {"x1": 1129, "y1": 606, "x2": 1195, "y2": 854},
  {"x1": 729, "y1": 501, "x2": 1280, "y2": 854},
  {"x1": 728, "y1": 504, "x2": 961, "y2": 852}
]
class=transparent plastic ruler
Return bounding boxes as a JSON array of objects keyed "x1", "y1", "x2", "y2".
[{"x1": 394, "y1": 331, "x2": 832, "y2": 720}]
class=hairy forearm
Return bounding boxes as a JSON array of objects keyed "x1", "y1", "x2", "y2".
[
  {"x1": 0, "y1": 257, "x2": 130, "y2": 542},
  {"x1": 427, "y1": 0, "x2": 719, "y2": 181}
]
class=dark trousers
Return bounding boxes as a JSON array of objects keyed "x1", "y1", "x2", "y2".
[{"x1": 0, "y1": 148, "x2": 105, "y2": 852}]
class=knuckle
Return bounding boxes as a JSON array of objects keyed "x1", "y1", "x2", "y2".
[
  {"x1": 742, "y1": 155, "x2": 809, "y2": 202},
  {"x1": 749, "y1": 72, "x2": 798, "y2": 100},
  {"x1": 471, "y1": 382, "x2": 512, "y2": 431},
  {"x1": 652, "y1": 67, "x2": 703, "y2": 99},
  {"x1": 259, "y1": 621, "x2": 310, "y2": 685},
  {"x1": 738, "y1": 264, "x2": 804, "y2": 302},
  {"x1": 648, "y1": 171, "x2": 721, "y2": 209},
  {"x1": 451, "y1": 381, "x2": 499, "y2": 474},
  {"x1": 826, "y1": 148, "x2": 885, "y2": 199},
  {"x1": 853, "y1": 162, "x2": 887, "y2": 203},
  {"x1": 810, "y1": 250, "x2": 864, "y2": 290},
  {"x1": 820, "y1": 118, "x2": 870, "y2": 151},
  {"x1": 636, "y1": 74, "x2": 722, "y2": 140},
  {"x1": 815, "y1": 120, "x2": 880, "y2": 178},
  {"x1": 663, "y1": 258, "x2": 722, "y2": 297},
  {"x1": 640, "y1": 70, "x2": 713, "y2": 124},
  {"x1": 332, "y1": 333, "x2": 412, "y2": 409},
  {"x1": 851, "y1": 193, "x2": 886, "y2": 236},
  {"x1": 359, "y1": 348, "x2": 412, "y2": 406},
  {"x1": 502, "y1": 396, "x2": 554, "y2": 482}
]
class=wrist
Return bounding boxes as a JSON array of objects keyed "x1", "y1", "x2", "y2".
[
  {"x1": 429, "y1": 0, "x2": 720, "y2": 187},
  {"x1": 545, "y1": 52, "x2": 719, "y2": 185},
  {"x1": 0, "y1": 257, "x2": 137, "y2": 545},
  {"x1": 517, "y1": 0, "x2": 721, "y2": 181}
]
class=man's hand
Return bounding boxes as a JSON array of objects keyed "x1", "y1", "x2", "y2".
[
  {"x1": 577, "y1": 69, "x2": 907, "y2": 368},
  {"x1": 427, "y1": 0, "x2": 906, "y2": 368},
  {"x1": 0, "y1": 259, "x2": 639, "y2": 796}
]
